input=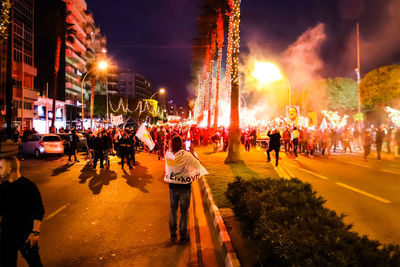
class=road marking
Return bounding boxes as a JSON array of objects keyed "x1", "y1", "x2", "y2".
[
  {"x1": 45, "y1": 203, "x2": 70, "y2": 220},
  {"x1": 281, "y1": 164, "x2": 295, "y2": 178},
  {"x1": 298, "y1": 168, "x2": 329, "y2": 180},
  {"x1": 337, "y1": 160, "x2": 372, "y2": 169},
  {"x1": 336, "y1": 183, "x2": 391, "y2": 204},
  {"x1": 382, "y1": 169, "x2": 400, "y2": 176}
]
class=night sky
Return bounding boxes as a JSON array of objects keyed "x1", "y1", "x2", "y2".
[{"x1": 86, "y1": 0, "x2": 400, "y2": 106}]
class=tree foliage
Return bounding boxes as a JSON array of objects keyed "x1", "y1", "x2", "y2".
[
  {"x1": 360, "y1": 64, "x2": 400, "y2": 108},
  {"x1": 325, "y1": 78, "x2": 358, "y2": 111},
  {"x1": 0, "y1": 0, "x2": 11, "y2": 41}
]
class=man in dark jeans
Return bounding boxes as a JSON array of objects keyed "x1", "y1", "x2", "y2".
[
  {"x1": 92, "y1": 132, "x2": 105, "y2": 169},
  {"x1": 267, "y1": 129, "x2": 281, "y2": 166},
  {"x1": 167, "y1": 136, "x2": 194, "y2": 245},
  {"x1": 68, "y1": 128, "x2": 80, "y2": 163},
  {"x1": 0, "y1": 156, "x2": 45, "y2": 266}
]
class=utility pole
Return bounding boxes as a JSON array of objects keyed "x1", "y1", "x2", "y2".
[{"x1": 356, "y1": 22, "x2": 361, "y2": 132}]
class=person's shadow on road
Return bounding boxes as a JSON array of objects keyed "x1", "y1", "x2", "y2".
[
  {"x1": 121, "y1": 163, "x2": 152, "y2": 193},
  {"x1": 52, "y1": 163, "x2": 73, "y2": 176},
  {"x1": 78, "y1": 163, "x2": 96, "y2": 183},
  {"x1": 88, "y1": 169, "x2": 117, "y2": 195}
]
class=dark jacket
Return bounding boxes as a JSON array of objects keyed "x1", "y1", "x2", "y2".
[
  {"x1": 92, "y1": 136, "x2": 104, "y2": 152},
  {"x1": 268, "y1": 131, "x2": 281, "y2": 149}
]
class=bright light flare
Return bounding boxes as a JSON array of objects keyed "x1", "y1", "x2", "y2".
[
  {"x1": 386, "y1": 107, "x2": 400, "y2": 128},
  {"x1": 322, "y1": 110, "x2": 348, "y2": 129},
  {"x1": 98, "y1": 61, "x2": 108, "y2": 70},
  {"x1": 252, "y1": 61, "x2": 283, "y2": 85},
  {"x1": 159, "y1": 88, "x2": 165, "y2": 94}
]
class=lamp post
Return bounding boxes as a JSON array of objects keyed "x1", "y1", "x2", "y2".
[
  {"x1": 150, "y1": 88, "x2": 165, "y2": 99},
  {"x1": 80, "y1": 60, "x2": 108, "y2": 130}
]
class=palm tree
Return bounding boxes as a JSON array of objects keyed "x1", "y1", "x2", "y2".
[
  {"x1": 214, "y1": 13, "x2": 224, "y2": 127},
  {"x1": 49, "y1": 12, "x2": 75, "y2": 132},
  {"x1": 225, "y1": 0, "x2": 242, "y2": 163}
]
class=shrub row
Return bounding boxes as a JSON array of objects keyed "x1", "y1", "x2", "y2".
[{"x1": 225, "y1": 177, "x2": 400, "y2": 266}]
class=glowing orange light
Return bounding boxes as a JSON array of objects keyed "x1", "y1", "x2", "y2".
[{"x1": 252, "y1": 61, "x2": 283, "y2": 85}]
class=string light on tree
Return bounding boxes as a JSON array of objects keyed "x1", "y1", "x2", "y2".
[{"x1": 385, "y1": 107, "x2": 400, "y2": 128}]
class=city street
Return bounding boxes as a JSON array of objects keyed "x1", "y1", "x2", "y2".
[
  {"x1": 16, "y1": 151, "x2": 191, "y2": 266},
  {"x1": 277, "y1": 151, "x2": 400, "y2": 244}
]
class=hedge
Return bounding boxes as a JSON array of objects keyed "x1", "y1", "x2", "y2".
[{"x1": 225, "y1": 177, "x2": 400, "y2": 266}]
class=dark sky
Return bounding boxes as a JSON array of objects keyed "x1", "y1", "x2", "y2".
[{"x1": 86, "y1": 0, "x2": 400, "y2": 105}]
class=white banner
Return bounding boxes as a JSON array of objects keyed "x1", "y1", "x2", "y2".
[
  {"x1": 135, "y1": 123, "x2": 155, "y2": 150},
  {"x1": 111, "y1": 114, "x2": 124, "y2": 126},
  {"x1": 164, "y1": 150, "x2": 208, "y2": 184}
]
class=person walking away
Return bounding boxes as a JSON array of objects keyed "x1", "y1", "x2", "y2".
[
  {"x1": 165, "y1": 136, "x2": 208, "y2": 244},
  {"x1": 129, "y1": 131, "x2": 136, "y2": 165},
  {"x1": 267, "y1": 129, "x2": 281, "y2": 166},
  {"x1": 0, "y1": 156, "x2": 45, "y2": 266},
  {"x1": 375, "y1": 127, "x2": 385, "y2": 160},
  {"x1": 362, "y1": 130, "x2": 372, "y2": 161},
  {"x1": 330, "y1": 129, "x2": 338, "y2": 152},
  {"x1": 102, "y1": 130, "x2": 112, "y2": 168},
  {"x1": 157, "y1": 127, "x2": 166, "y2": 160},
  {"x1": 86, "y1": 131, "x2": 95, "y2": 166},
  {"x1": 13, "y1": 128, "x2": 19, "y2": 144},
  {"x1": 119, "y1": 132, "x2": 133, "y2": 169},
  {"x1": 342, "y1": 129, "x2": 352, "y2": 153},
  {"x1": 244, "y1": 132, "x2": 251, "y2": 152},
  {"x1": 385, "y1": 127, "x2": 392, "y2": 154},
  {"x1": 92, "y1": 132, "x2": 105, "y2": 169},
  {"x1": 68, "y1": 129, "x2": 80, "y2": 163},
  {"x1": 292, "y1": 127, "x2": 300, "y2": 159},
  {"x1": 282, "y1": 128, "x2": 291, "y2": 153}
]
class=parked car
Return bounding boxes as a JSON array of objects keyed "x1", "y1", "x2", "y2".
[
  {"x1": 19, "y1": 134, "x2": 64, "y2": 158},
  {"x1": 57, "y1": 133, "x2": 87, "y2": 153}
]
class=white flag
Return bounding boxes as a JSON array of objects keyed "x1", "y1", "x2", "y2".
[
  {"x1": 135, "y1": 123, "x2": 155, "y2": 150},
  {"x1": 320, "y1": 117, "x2": 328, "y2": 131},
  {"x1": 164, "y1": 150, "x2": 208, "y2": 184}
]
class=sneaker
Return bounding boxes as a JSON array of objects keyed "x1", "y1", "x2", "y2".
[
  {"x1": 129, "y1": 166, "x2": 133, "y2": 170},
  {"x1": 100, "y1": 166, "x2": 104, "y2": 169},
  {"x1": 170, "y1": 236, "x2": 178, "y2": 245},
  {"x1": 266, "y1": 160, "x2": 271, "y2": 162}
]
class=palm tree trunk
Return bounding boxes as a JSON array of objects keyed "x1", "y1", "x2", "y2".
[
  {"x1": 51, "y1": 37, "x2": 61, "y2": 133},
  {"x1": 225, "y1": 0, "x2": 242, "y2": 163},
  {"x1": 214, "y1": 13, "x2": 224, "y2": 128},
  {"x1": 90, "y1": 77, "x2": 95, "y2": 130}
]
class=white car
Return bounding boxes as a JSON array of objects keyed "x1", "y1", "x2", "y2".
[{"x1": 19, "y1": 134, "x2": 64, "y2": 158}]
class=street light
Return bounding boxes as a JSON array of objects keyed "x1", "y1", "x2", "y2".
[
  {"x1": 80, "y1": 60, "x2": 108, "y2": 130},
  {"x1": 252, "y1": 61, "x2": 292, "y2": 106},
  {"x1": 150, "y1": 88, "x2": 165, "y2": 99}
]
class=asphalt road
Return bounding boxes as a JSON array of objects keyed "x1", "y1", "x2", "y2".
[
  {"x1": 277, "y1": 151, "x2": 400, "y2": 245},
  {"x1": 16, "y1": 151, "x2": 191, "y2": 266}
]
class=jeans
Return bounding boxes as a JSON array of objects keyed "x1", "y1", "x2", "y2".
[
  {"x1": 267, "y1": 147, "x2": 280, "y2": 166},
  {"x1": 68, "y1": 146, "x2": 77, "y2": 161},
  {"x1": 0, "y1": 233, "x2": 43, "y2": 267},
  {"x1": 169, "y1": 187, "x2": 191, "y2": 239},
  {"x1": 93, "y1": 151, "x2": 104, "y2": 168},
  {"x1": 293, "y1": 138, "x2": 299, "y2": 157}
]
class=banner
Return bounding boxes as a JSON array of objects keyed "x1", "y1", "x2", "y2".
[
  {"x1": 111, "y1": 114, "x2": 124, "y2": 126},
  {"x1": 164, "y1": 150, "x2": 208, "y2": 184},
  {"x1": 135, "y1": 123, "x2": 155, "y2": 150},
  {"x1": 307, "y1": 111, "x2": 317, "y2": 127}
]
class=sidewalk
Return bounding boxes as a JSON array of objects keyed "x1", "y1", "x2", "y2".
[
  {"x1": 195, "y1": 145, "x2": 279, "y2": 266},
  {"x1": 0, "y1": 141, "x2": 18, "y2": 156}
]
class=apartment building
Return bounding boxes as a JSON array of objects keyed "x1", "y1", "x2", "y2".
[{"x1": 0, "y1": 0, "x2": 38, "y2": 131}]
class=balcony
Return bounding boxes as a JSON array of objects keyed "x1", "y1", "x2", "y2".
[
  {"x1": 12, "y1": 62, "x2": 37, "y2": 77},
  {"x1": 13, "y1": 87, "x2": 38, "y2": 100},
  {"x1": 17, "y1": 108, "x2": 38, "y2": 119},
  {"x1": 66, "y1": 47, "x2": 86, "y2": 66}
]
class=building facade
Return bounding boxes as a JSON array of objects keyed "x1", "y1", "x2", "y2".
[
  {"x1": 1, "y1": 0, "x2": 38, "y2": 131},
  {"x1": 114, "y1": 70, "x2": 153, "y2": 100}
]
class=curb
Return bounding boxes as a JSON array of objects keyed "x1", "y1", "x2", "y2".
[{"x1": 198, "y1": 177, "x2": 240, "y2": 267}]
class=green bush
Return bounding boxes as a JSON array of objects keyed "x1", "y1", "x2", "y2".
[{"x1": 225, "y1": 177, "x2": 400, "y2": 266}]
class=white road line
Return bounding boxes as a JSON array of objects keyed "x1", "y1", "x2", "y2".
[
  {"x1": 336, "y1": 183, "x2": 391, "y2": 204},
  {"x1": 337, "y1": 160, "x2": 372, "y2": 169},
  {"x1": 382, "y1": 169, "x2": 400, "y2": 176},
  {"x1": 281, "y1": 164, "x2": 295, "y2": 178},
  {"x1": 298, "y1": 168, "x2": 329, "y2": 180},
  {"x1": 45, "y1": 203, "x2": 70, "y2": 220}
]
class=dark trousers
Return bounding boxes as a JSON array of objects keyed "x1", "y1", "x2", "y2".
[
  {"x1": 169, "y1": 187, "x2": 191, "y2": 239},
  {"x1": 364, "y1": 145, "x2": 371, "y2": 160},
  {"x1": 267, "y1": 147, "x2": 280, "y2": 166},
  {"x1": 376, "y1": 142, "x2": 382, "y2": 159},
  {"x1": 68, "y1": 146, "x2": 77, "y2": 161},
  {"x1": 284, "y1": 140, "x2": 290, "y2": 152},
  {"x1": 120, "y1": 151, "x2": 131, "y2": 167},
  {"x1": 293, "y1": 138, "x2": 299, "y2": 157},
  {"x1": 0, "y1": 233, "x2": 43, "y2": 267},
  {"x1": 130, "y1": 149, "x2": 135, "y2": 164},
  {"x1": 93, "y1": 151, "x2": 104, "y2": 168}
]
